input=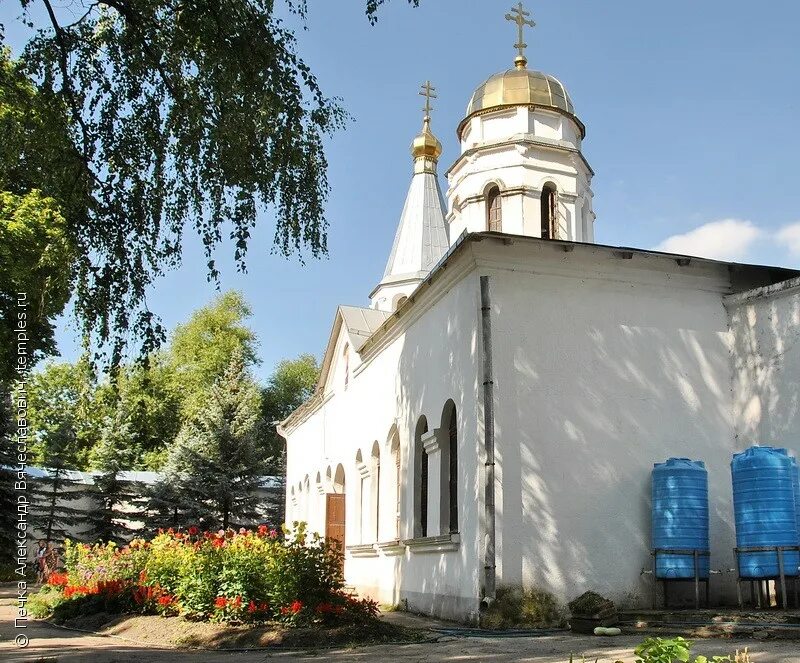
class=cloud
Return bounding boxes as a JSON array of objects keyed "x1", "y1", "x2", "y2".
[
  {"x1": 654, "y1": 219, "x2": 762, "y2": 261},
  {"x1": 776, "y1": 222, "x2": 800, "y2": 257}
]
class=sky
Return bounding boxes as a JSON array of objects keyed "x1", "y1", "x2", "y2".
[{"x1": 3, "y1": 0, "x2": 800, "y2": 381}]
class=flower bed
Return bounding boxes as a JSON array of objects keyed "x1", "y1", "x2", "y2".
[{"x1": 31, "y1": 524, "x2": 378, "y2": 627}]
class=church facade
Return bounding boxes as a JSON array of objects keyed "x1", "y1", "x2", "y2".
[{"x1": 280, "y1": 6, "x2": 800, "y2": 622}]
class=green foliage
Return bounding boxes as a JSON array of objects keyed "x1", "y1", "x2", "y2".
[
  {"x1": 28, "y1": 584, "x2": 68, "y2": 618},
  {"x1": 34, "y1": 526, "x2": 378, "y2": 627},
  {"x1": 85, "y1": 405, "x2": 139, "y2": 544},
  {"x1": 0, "y1": 189, "x2": 74, "y2": 382},
  {"x1": 168, "y1": 291, "x2": 258, "y2": 419},
  {"x1": 5, "y1": 1, "x2": 350, "y2": 364},
  {"x1": 261, "y1": 353, "x2": 319, "y2": 473},
  {"x1": 30, "y1": 453, "x2": 92, "y2": 545},
  {"x1": 28, "y1": 358, "x2": 104, "y2": 469},
  {"x1": 634, "y1": 637, "x2": 733, "y2": 663},
  {"x1": 481, "y1": 584, "x2": 566, "y2": 629},
  {"x1": 162, "y1": 348, "x2": 269, "y2": 529},
  {"x1": 0, "y1": 385, "x2": 17, "y2": 561}
]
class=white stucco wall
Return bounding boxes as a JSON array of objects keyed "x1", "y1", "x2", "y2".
[
  {"x1": 284, "y1": 264, "x2": 485, "y2": 621},
  {"x1": 727, "y1": 278, "x2": 800, "y2": 450},
  {"x1": 285, "y1": 234, "x2": 799, "y2": 620},
  {"x1": 482, "y1": 240, "x2": 746, "y2": 607}
]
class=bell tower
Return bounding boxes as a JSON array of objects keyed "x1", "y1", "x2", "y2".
[
  {"x1": 370, "y1": 82, "x2": 449, "y2": 312},
  {"x1": 446, "y1": 3, "x2": 595, "y2": 244}
]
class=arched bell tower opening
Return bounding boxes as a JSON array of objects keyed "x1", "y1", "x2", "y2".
[
  {"x1": 540, "y1": 182, "x2": 557, "y2": 239},
  {"x1": 486, "y1": 186, "x2": 502, "y2": 232}
]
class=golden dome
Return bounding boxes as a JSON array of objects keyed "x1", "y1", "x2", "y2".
[
  {"x1": 458, "y1": 68, "x2": 585, "y2": 139},
  {"x1": 411, "y1": 117, "x2": 442, "y2": 160}
]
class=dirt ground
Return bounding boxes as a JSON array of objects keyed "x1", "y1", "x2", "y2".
[{"x1": 2, "y1": 595, "x2": 800, "y2": 662}]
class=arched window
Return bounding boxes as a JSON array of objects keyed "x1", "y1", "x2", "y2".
[
  {"x1": 303, "y1": 475, "x2": 310, "y2": 525},
  {"x1": 414, "y1": 416, "x2": 429, "y2": 538},
  {"x1": 541, "y1": 183, "x2": 557, "y2": 239},
  {"x1": 443, "y1": 401, "x2": 458, "y2": 533},
  {"x1": 486, "y1": 186, "x2": 502, "y2": 232},
  {"x1": 395, "y1": 295, "x2": 408, "y2": 310},
  {"x1": 371, "y1": 441, "x2": 380, "y2": 542},
  {"x1": 355, "y1": 450, "x2": 367, "y2": 543},
  {"x1": 342, "y1": 343, "x2": 350, "y2": 390},
  {"x1": 389, "y1": 428, "x2": 401, "y2": 539}
]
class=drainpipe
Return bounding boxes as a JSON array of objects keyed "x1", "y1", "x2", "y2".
[{"x1": 479, "y1": 275, "x2": 496, "y2": 609}]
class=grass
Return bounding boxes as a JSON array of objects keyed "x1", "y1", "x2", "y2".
[{"x1": 481, "y1": 584, "x2": 567, "y2": 629}]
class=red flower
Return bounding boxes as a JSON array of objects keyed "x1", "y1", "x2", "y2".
[
  {"x1": 290, "y1": 599, "x2": 303, "y2": 614},
  {"x1": 257, "y1": 524, "x2": 268, "y2": 536},
  {"x1": 259, "y1": 601, "x2": 269, "y2": 612},
  {"x1": 214, "y1": 596, "x2": 227, "y2": 609},
  {"x1": 211, "y1": 538, "x2": 224, "y2": 548},
  {"x1": 158, "y1": 595, "x2": 174, "y2": 606},
  {"x1": 315, "y1": 602, "x2": 333, "y2": 614},
  {"x1": 188, "y1": 526, "x2": 199, "y2": 536},
  {"x1": 247, "y1": 600, "x2": 257, "y2": 614},
  {"x1": 47, "y1": 572, "x2": 69, "y2": 587}
]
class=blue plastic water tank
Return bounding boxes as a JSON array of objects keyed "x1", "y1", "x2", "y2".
[
  {"x1": 652, "y1": 458, "x2": 710, "y2": 579},
  {"x1": 791, "y1": 457, "x2": 800, "y2": 544},
  {"x1": 731, "y1": 446, "x2": 800, "y2": 578}
]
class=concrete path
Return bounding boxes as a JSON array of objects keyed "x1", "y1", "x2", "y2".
[{"x1": 2, "y1": 601, "x2": 799, "y2": 662}]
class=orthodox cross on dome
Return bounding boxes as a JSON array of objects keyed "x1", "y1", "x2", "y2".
[
  {"x1": 505, "y1": 2, "x2": 535, "y2": 69},
  {"x1": 419, "y1": 80, "x2": 437, "y2": 122}
]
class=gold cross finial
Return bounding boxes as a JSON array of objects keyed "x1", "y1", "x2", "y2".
[
  {"x1": 505, "y1": 2, "x2": 535, "y2": 69},
  {"x1": 419, "y1": 80, "x2": 437, "y2": 123}
]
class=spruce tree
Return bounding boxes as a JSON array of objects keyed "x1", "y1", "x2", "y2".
[
  {"x1": 30, "y1": 422, "x2": 90, "y2": 544},
  {"x1": 142, "y1": 477, "x2": 204, "y2": 534},
  {"x1": 86, "y1": 407, "x2": 137, "y2": 544},
  {"x1": 163, "y1": 349, "x2": 270, "y2": 530}
]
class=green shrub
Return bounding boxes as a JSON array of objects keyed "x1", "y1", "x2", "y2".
[
  {"x1": 28, "y1": 584, "x2": 67, "y2": 618},
  {"x1": 481, "y1": 584, "x2": 566, "y2": 629},
  {"x1": 634, "y1": 637, "x2": 741, "y2": 663},
  {"x1": 29, "y1": 523, "x2": 378, "y2": 627}
]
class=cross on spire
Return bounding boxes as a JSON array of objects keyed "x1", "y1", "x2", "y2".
[
  {"x1": 505, "y1": 2, "x2": 535, "y2": 69},
  {"x1": 419, "y1": 80, "x2": 437, "y2": 122}
]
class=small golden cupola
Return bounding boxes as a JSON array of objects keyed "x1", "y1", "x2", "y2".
[{"x1": 410, "y1": 80, "x2": 443, "y2": 171}]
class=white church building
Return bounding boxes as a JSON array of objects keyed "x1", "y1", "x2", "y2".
[{"x1": 280, "y1": 6, "x2": 800, "y2": 622}]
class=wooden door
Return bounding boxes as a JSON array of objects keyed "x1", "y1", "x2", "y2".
[{"x1": 325, "y1": 493, "x2": 346, "y2": 558}]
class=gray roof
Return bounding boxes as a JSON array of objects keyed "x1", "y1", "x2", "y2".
[
  {"x1": 339, "y1": 306, "x2": 391, "y2": 352},
  {"x1": 381, "y1": 170, "x2": 449, "y2": 283}
]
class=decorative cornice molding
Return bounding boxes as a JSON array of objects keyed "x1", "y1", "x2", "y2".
[
  {"x1": 346, "y1": 543, "x2": 378, "y2": 558},
  {"x1": 375, "y1": 540, "x2": 405, "y2": 556},
  {"x1": 403, "y1": 532, "x2": 460, "y2": 553}
]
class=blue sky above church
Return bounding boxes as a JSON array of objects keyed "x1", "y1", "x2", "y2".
[{"x1": 3, "y1": 0, "x2": 798, "y2": 378}]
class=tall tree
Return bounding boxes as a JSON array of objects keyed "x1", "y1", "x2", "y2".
[
  {"x1": 86, "y1": 406, "x2": 137, "y2": 544},
  {"x1": 0, "y1": 189, "x2": 75, "y2": 384},
  {"x1": 27, "y1": 358, "x2": 107, "y2": 469},
  {"x1": 261, "y1": 353, "x2": 319, "y2": 473},
  {"x1": 168, "y1": 290, "x2": 258, "y2": 418},
  {"x1": 95, "y1": 357, "x2": 182, "y2": 470},
  {"x1": 29, "y1": 423, "x2": 90, "y2": 545},
  {"x1": 163, "y1": 349, "x2": 269, "y2": 530},
  {"x1": 2, "y1": 1, "x2": 422, "y2": 366},
  {"x1": 0, "y1": 386, "x2": 17, "y2": 568}
]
